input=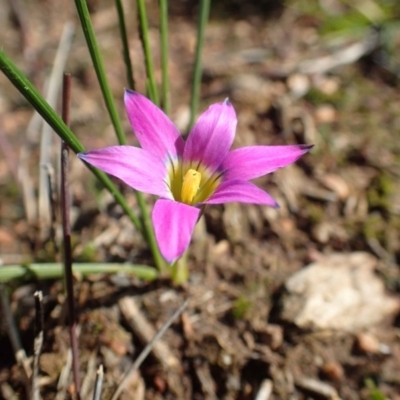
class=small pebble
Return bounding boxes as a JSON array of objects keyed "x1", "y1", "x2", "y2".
[
  {"x1": 314, "y1": 104, "x2": 337, "y2": 124},
  {"x1": 321, "y1": 361, "x2": 344, "y2": 381},
  {"x1": 356, "y1": 332, "x2": 380, "y2": 353}
]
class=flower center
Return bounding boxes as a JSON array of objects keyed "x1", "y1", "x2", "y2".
[
  {"x1": 167, "y1": 160, "x2": 222, "y2": 205},
  {"x1": 181, "y1": 169, "x2": 201, "y2": 204}
]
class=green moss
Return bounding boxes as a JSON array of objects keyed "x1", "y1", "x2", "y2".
[{"x1": 232, "y1": 296, "x2": 252, "y2": 320}]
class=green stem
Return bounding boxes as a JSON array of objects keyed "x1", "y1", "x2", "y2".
[
  {"x1": 171, "y1": 251, "x2": 189, "y2": 286},
  {"x1": 74, "y1": 0, "x2": 126, "y2": 145},
  {"x1": 114, "y1": 1, "x2": 165, "y2": 272},
  {"x1": 159, "y1": 0, "x2": 170, "y2": 114},
  {"x1": 188, "y1": 0, "x2": 211, "y2": 131},
  {"x1": 137, "y1": 195, "x2": 166, "y2": 272},
  {"x1": 0, "y1": 263, "x2": 158, "y2": 283},
  {"x1": 0, "y1": 49, "x2": 142, "y2": 231},
  {"x1": 115, "y1": 0, "x2": 135, "y2": 90},
  {"x1": 137, "y1": 0, "x2": 159, "y2": 105}
]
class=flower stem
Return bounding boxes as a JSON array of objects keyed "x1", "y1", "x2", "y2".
[
  {"x1": 171, "y1": 251, "x2": 189, "y2": 285},
  {"x1": 114, "y1": 2, "x2": 165, "y2": 272},
  {"x1": 115, "y1": 0, "x2": 135, "y2": 90},
  {"x1": 188, "y1": 0, "x2": 211, "y2": 131},
  {"x1": 0, "y1": 49, "x2": 142, "y2": 232},
  {"x1": 137, "y1": 0, "x2": 159, "y2": 105},
  {"x1": 138, "y1": 194, "x2": 167, "y2": 273},
  {"x1": 159, "y1": 0, "x2": 170, "y2": 114},
  {"x1": 74, "y1": 0, "x2": 127, "y2": 145}
]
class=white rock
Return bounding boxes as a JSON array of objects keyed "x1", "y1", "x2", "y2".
[{"x1": 281, "y1": 252, "x2": 400, "y2": 331}]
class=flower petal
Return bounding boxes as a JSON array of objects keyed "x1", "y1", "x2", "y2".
[
  {"x1": 152, "y1": 199, "x2": 200, "y2": 263},
  {"x1": 183, "y1": 99, "x2": 237, "y2": 173},
  {"x1": 124, "y1": 90, "x2": 184, "y2": 160},
  {"x1": 78, "y1": 146, "x2": 171, "y2": 198},
  {"x1": 204, "y1": 180, "x2": 278, "y2": 207},
  {"x1": 221, "y1": 144, "x2": 313, "y2": 181}
]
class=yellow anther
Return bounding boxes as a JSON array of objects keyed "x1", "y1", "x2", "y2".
[{"x1": 181, "y1": 169, "x2": 201, "y2": 204}]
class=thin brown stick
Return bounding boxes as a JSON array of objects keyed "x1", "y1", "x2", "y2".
[
  {"x1": 31, "y1": 291, "x2": 44, "y2": 400},
  {"x1": 61, "y1": 72, "x2": 81, "y2": 399}
]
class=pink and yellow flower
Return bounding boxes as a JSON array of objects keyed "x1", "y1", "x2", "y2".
[{"x1": 78, "y1": 90, "x2": 311, "y2": 263}]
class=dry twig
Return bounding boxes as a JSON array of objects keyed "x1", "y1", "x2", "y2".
[
  {"x1": 55, "y1": 349, "x2": 73, "y2": 400},
  {"x1": 92, "y1": 365, "x2": 104, "y2": 400},
  {"x1": 60, "y1": 72, "x2": 81, "y2": 399},
  {"x1": 113, "y1": 297, "x2": 188, "y2": 400}
]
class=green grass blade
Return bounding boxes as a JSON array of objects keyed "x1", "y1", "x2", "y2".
[
  {"x1": 114, "y1": 1, "x2": 166, "y2": 272},
  {"x1": 188, "y1": 0, "x2": 211, "y2": 131},
  {"x1": 137, "y1": 0, "x2": 159, "y2": 105},
  {"x1": 0, "y1": 263, "x2": 158, "y2": 282},
  {"x1": 0, "y1": 50, "x2": 83, "y2": 153},
  {"x1": 0, "y1": 49, "x2": 142, "y2": 231},
  {"x1": 159, "y1": 0, "x2": 170, "y2": 114},
  {"x1": 115, "y1": 0, "x2": 136, "y2": 90},
  {"x1": 74, "y1": 0, "x2": 127, "y2": 145}
]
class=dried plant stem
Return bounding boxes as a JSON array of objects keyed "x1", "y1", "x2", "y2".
[
  {"x1": 188, "y1": 0, "x2": 211, "y2": 131},
  {"x1": 31, "y1": 291, "x2": 44, "y2": 400},
  {"x1": 55, "y1": 346, "x2": 73, "y2": 400},
  {"x1": 61, "y1": 73, "x2": 81, "y2": 399},
  {"x1": 113, "y1": 297, "x2": 188, "y2": 400},
  {"x1": 92, "y1": 365, "x2": 104, "y2": 400},
  {"x1": 80, "y1": 351, "x2": 97, "y2": 399},
  {"x1": 19, "y1": 111, "x2": 42, "y2": 223}
]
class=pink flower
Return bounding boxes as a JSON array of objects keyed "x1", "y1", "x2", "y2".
[{"x1": 78, "y1": 90, "x2": 312, "y2": 263}]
